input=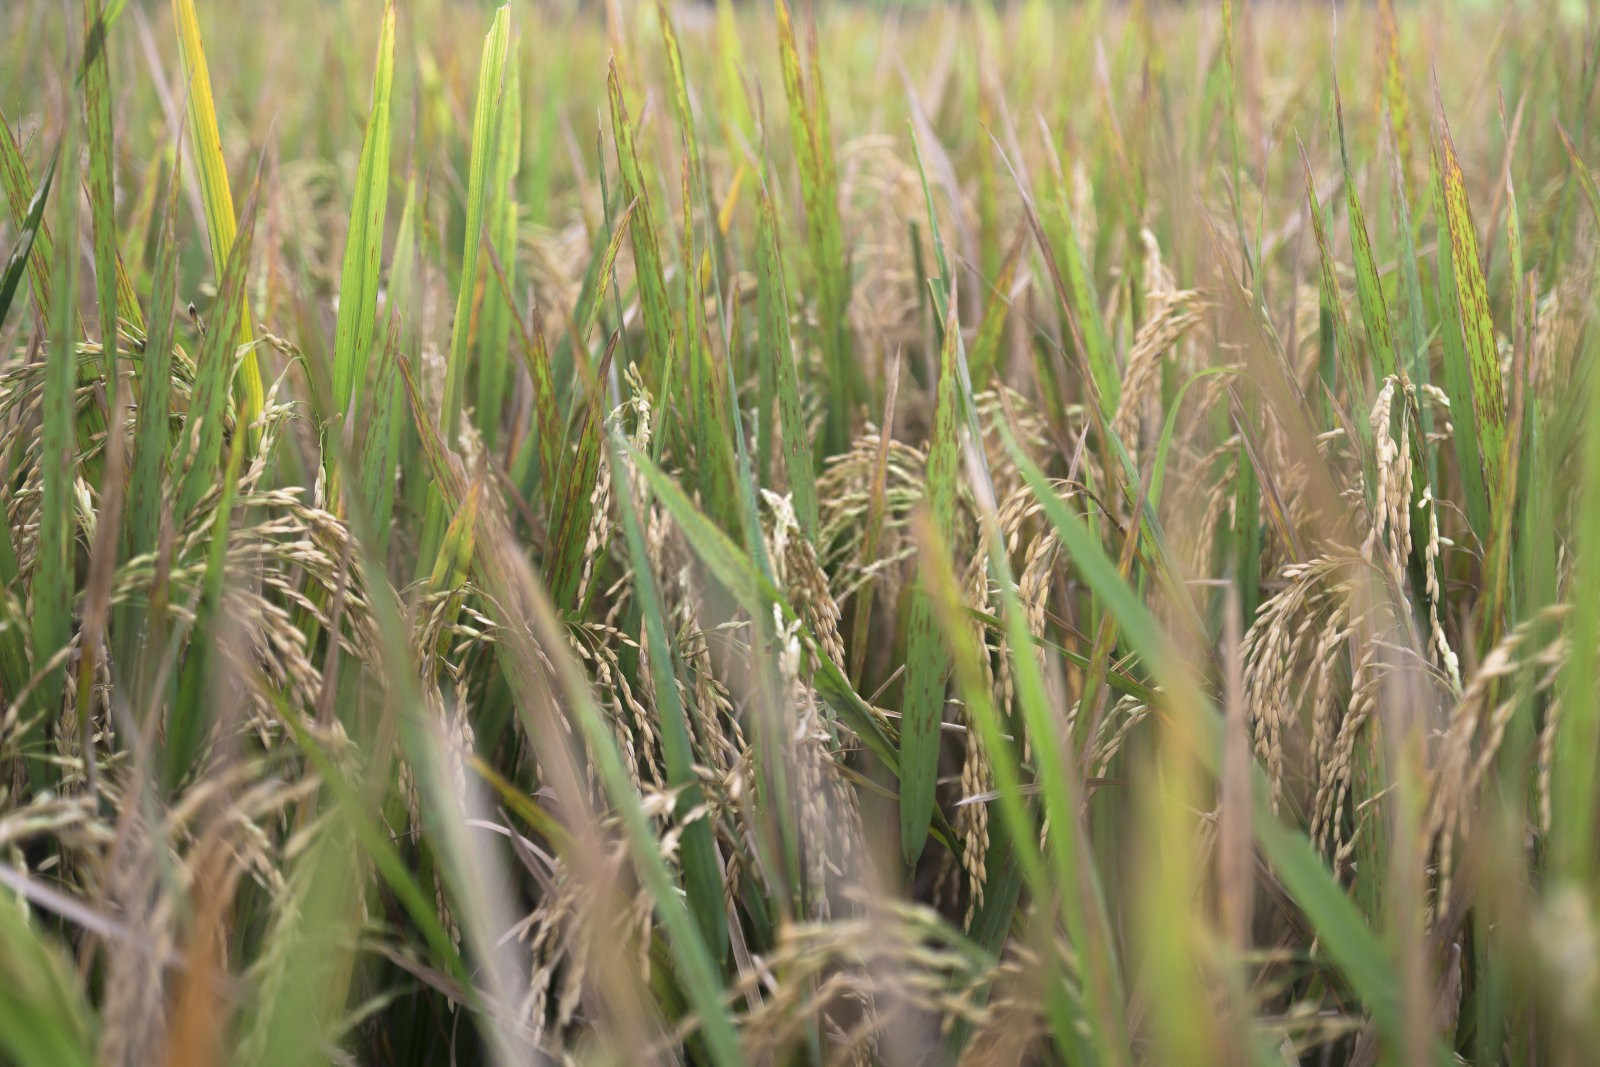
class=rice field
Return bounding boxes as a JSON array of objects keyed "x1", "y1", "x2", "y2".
[{"x1": 1, "y1": 0, "x2": 1598, "y2": 1063}]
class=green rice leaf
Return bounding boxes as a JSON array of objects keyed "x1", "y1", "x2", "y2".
[
  {"x1": 27, "y1": 106, "x2": 80, "y2": 789},
  {"x1": 1554, "y1": 121, "x2": 1600, "y2": 883},
  {"x1": 756, "y1": 179, "x2": 817, "y2": 540},
  {"x1": 440, "y1": 4, "x2": 509, "y2": 441},
  {"x1": 514, "y1": 596, "x2": 743, "y2": 1067},
  {"x1": 175, "y1": 184, "x2": 258, "y2": 523},
  {"x1": 330, "y1": 2, "x2": 395, "y2": 439},
  {"x1": 608, "y1": 426, "x2": 729, "y2": 966},
  {"x1": 277, "y1": 698, "x2": 475, "y2": 997},
  {"x1": 1006, "y1": 429, "x2": 1446, "y2": 1063},
  {"x1": 356, "y1": 177, "x2": 416, "y2": 565},
  {"x1": 0, "y1": 894, "x2": 95, "y2": 1067},
  {"x1": 499, "y1": 249, "x2": 560, "y2": 510},
  {"x1": 1299, "y1": 140, "x2": 1363, "y2": 416},
  {"x1": 627, "y1": 442, "x2": 900, "y2": 773},
  {"x1": 606, "y1": 62, "x2": 674, "y2": 395},
  {"x1": 475, "y1": 60, "x2": 520, "y2": 454},
  {"x1": 1043, "y1": 139, "x2": 1117, "y2": 414},
  {"x1": 543, "y1": 330, "x2": 615, "y2": 613},
  {"x1": 172, "y1": 0, "x2": 262, "y2": 435},
  {"x1": 166, "y1": 372, "x2": 248, "y2": 788},
  {"x1": 543, "y1": 202, "x2": 635, "y2": 611},
  {"x1": 0, "y1": 112, "x2": 57, "y2": 327},
  {"x1": 1384, "y1": 107, "x2": 1433, "y2": 475},
  {"x1": 968, "y1": 226, "x2": 1024, "y2": 390},
  {"x1": 118, "y1": 135, "x2": 181, "y2": 677},
  {"x1": 775, "y1": 0, "x2": 856, "y2": 454},
  {"x1": 81, "y1": 0, "x2": 118, "y2": 387},
  {"x1": 0, "y1": 147, "x2": 56, "y2": 338},
  {"x1": 1335, "y1": 82, "x2": 1397, "y2": 382},
  {"x1": 401, "y1": 360, "x2": 743, "y2": 1064},
  {"x1": 912, "y1": 515, "x2": 1093, "y2": 1061}
]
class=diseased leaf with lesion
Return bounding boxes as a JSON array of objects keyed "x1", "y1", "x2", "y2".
[
  {"x1": 1435, "y1": 108, "x2": 1507, "y2": 511},
  {"x1": 899, "y1": 299, "x2": 963, "y2": 867}
]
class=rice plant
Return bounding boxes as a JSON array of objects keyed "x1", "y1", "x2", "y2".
[{"x1": 1, "y1": 0, "x2": 1599, "y2": 1063}]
